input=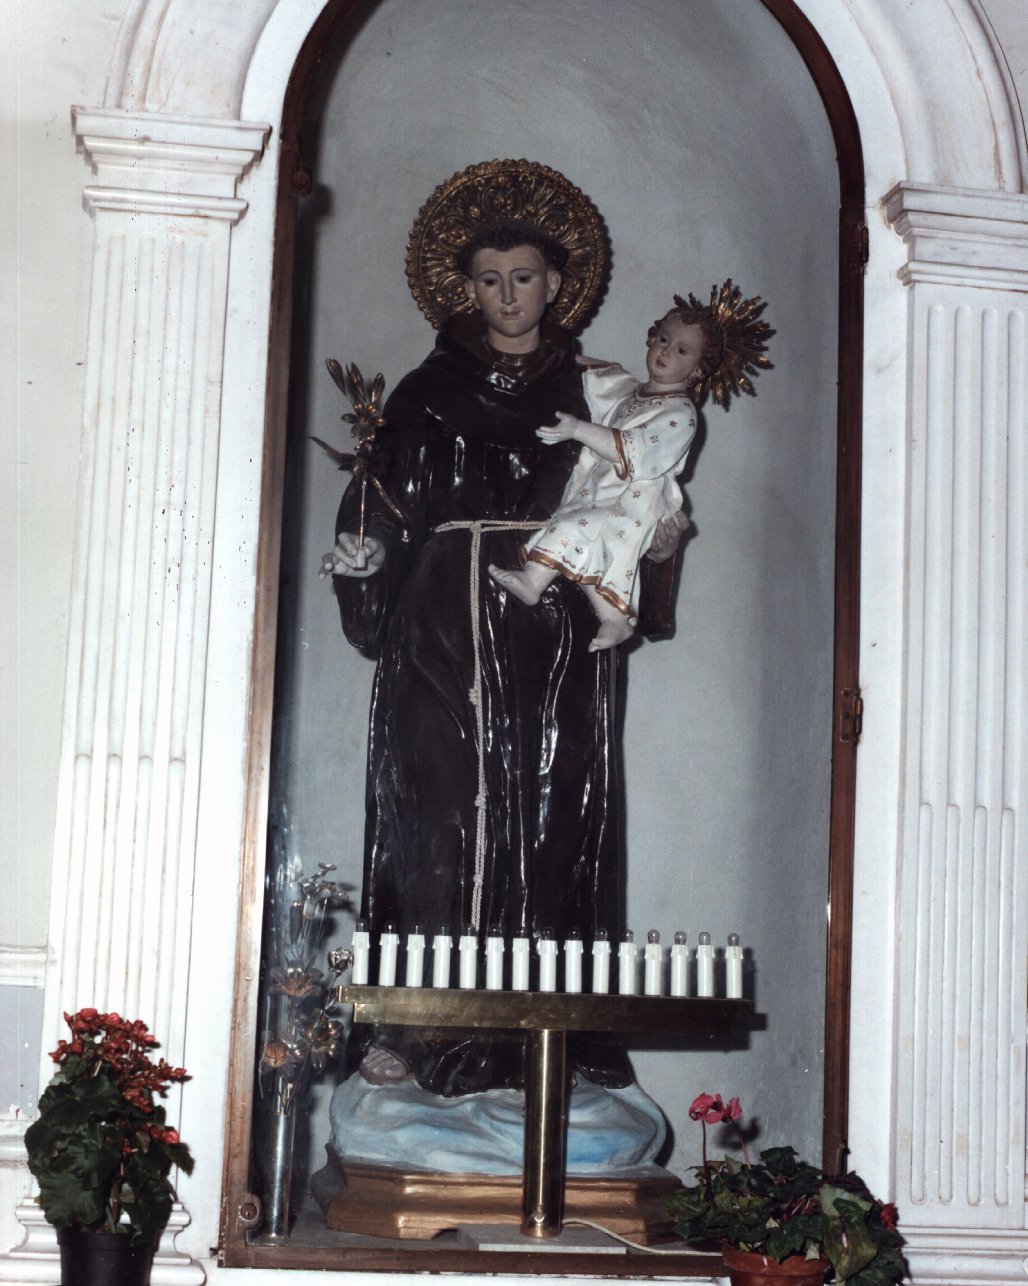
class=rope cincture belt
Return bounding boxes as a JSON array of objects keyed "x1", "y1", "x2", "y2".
[{"x1": 433, "y1": 519, "x2": 542, "y2": 932}]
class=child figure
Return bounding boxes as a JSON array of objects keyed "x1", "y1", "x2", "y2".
[{"x1": 489, "y1": 300, "x2": 724, "y2": 651}]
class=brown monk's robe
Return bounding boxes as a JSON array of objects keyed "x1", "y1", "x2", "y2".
[{"x1": 334, "y1": 315, "x2": 676, "y2": 1097}]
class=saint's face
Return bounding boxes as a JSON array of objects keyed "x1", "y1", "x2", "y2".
[
  {"x1": 646, "y1": 316, "x2": 705, "y2": 387},
  {"x1": 463, "y1": 246, "x2": 562, "y2": 353}
]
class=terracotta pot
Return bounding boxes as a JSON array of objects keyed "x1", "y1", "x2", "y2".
[
  {"x1": 721, "y1": 1246, "x2": 831, "y2": 1286},
  {"x1": 56, "y1": 1229, "x2": 155, "y2": 1286}
]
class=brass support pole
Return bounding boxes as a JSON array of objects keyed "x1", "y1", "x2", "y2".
[{"x1": 521, "y1": 1027, "x2": 567, "y2": 1237}]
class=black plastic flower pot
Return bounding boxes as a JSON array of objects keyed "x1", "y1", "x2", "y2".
[{"x1": 56, "y1": 1228, "x2": 155, "y2": 1286}]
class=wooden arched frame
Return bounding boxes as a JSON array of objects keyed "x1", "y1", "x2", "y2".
[{"x1": 221, "y1": 0, "x2": 864, "y2": 1269}]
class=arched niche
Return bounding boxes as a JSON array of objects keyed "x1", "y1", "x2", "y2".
[{"x1": 219, "y1": 0, "x2": 864, "y2": 1269}]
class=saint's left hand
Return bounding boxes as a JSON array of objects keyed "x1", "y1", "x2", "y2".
[{"x1": 646, "y1": 510, "x2": 691, "y2": 563}]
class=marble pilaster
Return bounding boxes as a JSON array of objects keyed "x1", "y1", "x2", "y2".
[{"x1": 884, "y1": 181, "x2": 1028, "y2": 1283}]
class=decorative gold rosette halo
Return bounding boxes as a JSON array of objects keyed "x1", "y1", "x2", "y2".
[
  {"x1": 405, "y1": 159, "x2": 608, "y2": 331},
  {"x1": 680, "y1": 279, "x2": 774, "y2": 408}
]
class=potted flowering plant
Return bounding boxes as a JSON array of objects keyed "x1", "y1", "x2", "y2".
[
  {"x1": 25, "y1": 1009, "x2": 193, "y2": 1284},
  {"x1": 666, "y1": 1094, "x2": 905, "y2": 1286}
]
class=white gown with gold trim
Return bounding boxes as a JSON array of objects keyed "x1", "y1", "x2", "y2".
[{"x1": 524, "y1": 363, "x2": 696, "y2": 616}]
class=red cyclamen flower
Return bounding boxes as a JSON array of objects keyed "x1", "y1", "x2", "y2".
[
  {"x1": 722, "y1": 1096, "x2": 742, "y2": 1122},
  {"x1": 689, "y1": 1092, "x2": 743, "y2": 1124},
  {"x1": 879, "y1": 1203, "x2": 899, "y2": 1230},
  {"x1": 689, "y1": 1093, "x2": 720, "y2": 1122}
]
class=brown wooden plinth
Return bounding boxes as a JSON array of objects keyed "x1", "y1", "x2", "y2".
[{"x1": 312, "y1": 1155, "x2": 680, "y2": 1243}]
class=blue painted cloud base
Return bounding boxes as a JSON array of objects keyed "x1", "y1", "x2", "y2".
[{"x1": 328, "y1": 1074, "x2": 667, "y2": 1176}]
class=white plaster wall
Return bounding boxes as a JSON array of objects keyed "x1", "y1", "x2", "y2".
[
  {"x1": 0, "y1": 0, "x2": 123, "y2": 1254},
  {"x1": 273, "y1": 0, "x2": 838, "y2": 1181},
  {"x1": 979, "y1": 0, "x2": 1028, "y2": 135},
  {"x1": 0, "y1": 0, "x2": 123, "y2": 1122},
  {"x1": 1, "y1": 1, "x2": 121, "y2": 951}
]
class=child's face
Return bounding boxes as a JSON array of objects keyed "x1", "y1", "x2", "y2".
[{"x1": 646, "y1": 315, "x2": 705, "y2": 386}]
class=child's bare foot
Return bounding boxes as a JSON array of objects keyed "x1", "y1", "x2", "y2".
[
  {"x1": 582, "y1": 583, "x2": 636, "y2": 652},
  {"x1": 588, "y1": 615, "x2": 636, "y2": 652},
  {"x1": 489, "y1": 564, "x2": 544, "y2": 607},
  {"x1": 359, "y1": 1046, "x2": 413, "y2": 1085}
]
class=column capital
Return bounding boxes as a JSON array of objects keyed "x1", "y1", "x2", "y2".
[
  {"x1": 883, "y1": 181, "x2": 1028, "y2": 291},
  {"x1": 72, "y1": 107, "x2": 270, "y2": 222}
]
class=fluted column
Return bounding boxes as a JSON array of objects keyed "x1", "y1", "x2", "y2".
[
  {"x1": 884, "y1": 182, "x2": 1028, "y2": 1283},
  {"x1": 5, "y1": 108, "x2": 268, "y2": 1283}
]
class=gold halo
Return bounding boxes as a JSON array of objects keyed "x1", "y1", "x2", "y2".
[
  {"x1": 405, "y1": 159, "x2": 608, "y2": 331},
  {"x1": 677, "y1": 280, "x2": 774, "y2": 408}
]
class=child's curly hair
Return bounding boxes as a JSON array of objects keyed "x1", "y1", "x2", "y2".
[{"x1": 647, "y1": 301, "x2": 725, "y2": 389}]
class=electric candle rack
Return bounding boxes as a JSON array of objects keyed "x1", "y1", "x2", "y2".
[{"x1": 330, "y1": 927, "x2": 755, "y2": 1240}]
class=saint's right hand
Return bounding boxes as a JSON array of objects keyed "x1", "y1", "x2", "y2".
[{"x1": 319, "y1": 532, "x2": 386, "y2": 579}]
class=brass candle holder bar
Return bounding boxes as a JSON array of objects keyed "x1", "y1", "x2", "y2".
[{"x1": 331, "y1": 985, "x2": 755, "y2": 1240}]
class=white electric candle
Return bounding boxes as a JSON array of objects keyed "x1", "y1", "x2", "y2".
[
  {"x1": 670, "y1": 931, "x2": 688, "y2": 997},
  {"x1": 726, "y1": 932, "x2": 744, "y2": 999},
  {"x1": 564, "y1": 930, "x2": 583, "y2": 994},
  {"x1": 538, "y1": 933, "x2": 558, "y2": 992},
  {"x1": 644, "y1": 930, "x2": 662, "y2": 995},
  {"x1": 511, "y1": 936, "x2": 531, "y2": 991},
  {"x1": 431, "y1": 930, "x2": 452, "y2": 988},
  {"x1": 697, "y1": 930, "x2": 715, "y2": 998},
  {"x1": 485, "y1": 930, "x2": 505, "y2": 990},
  {"x1": 351, "y1": 921, "x2": 370, "y2": 985},
  {"x1": 405, "y1": 926, "x2": 425, "y2": 988},
  {"x1": 618, "y1": 931, "x2": 637, "y2": 995},
  {"x1": 458, "y1": 930, "x2": 478, "y2": 989},
  {"x1": 592, "y1": 930, "x2": 611, "y2": 994},
  {"x1": 378, "y1": 924, "x2": 399, "y2": 987}
]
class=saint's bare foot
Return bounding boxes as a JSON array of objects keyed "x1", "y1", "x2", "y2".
[{"x1": 359, "y1": 1046, "x2": 413, "y2": 1085}]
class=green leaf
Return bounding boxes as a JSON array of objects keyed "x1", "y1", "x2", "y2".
[
  {"x1": 163, "y1": 1141, "x2": 195, "y2": 1176},
  {"x1": 121, "y1": 1160, "x2": 174, "y2": 1245},
  {"x1": 793, "y1": 1213, "x2": 828, "y2": 1240},
  {"x1": 823, "y1": 1215, "x2": 878, "y2": 1280},
  {"x1": 821, "y1": 1184, "x2": 871, "y2": 1220},
  {"x1": 32, "y1": 1167, "x2": 107, "y2": 1230},
  {"x1": 836, "y1": 1196, "x2": 873, "y2": 1226},
  {"x1": 766, "y1": 1226, "x2": 803, "y2": 1261},
  {"x1": 60, "y1": 1131, "x2": 123, "y2": 1190},
  {"x1": 759, "y1": 1147, "x2": 799, "y2": 1175}
]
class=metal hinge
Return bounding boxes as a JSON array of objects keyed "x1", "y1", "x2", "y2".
[
  {"x1": 839, "y1": 687, "x2": 864, "y2": 744},
  {"x1": 857, "y1": 221, "x2": 869, "y2": 268},
  {"x1": 846, "y1": 219, "x2": 869, "y2": 273}
]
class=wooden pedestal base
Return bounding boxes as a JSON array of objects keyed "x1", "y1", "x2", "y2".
[{"x1": 312, "y1": 1155, "x2": 680, "y2": 1243}]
